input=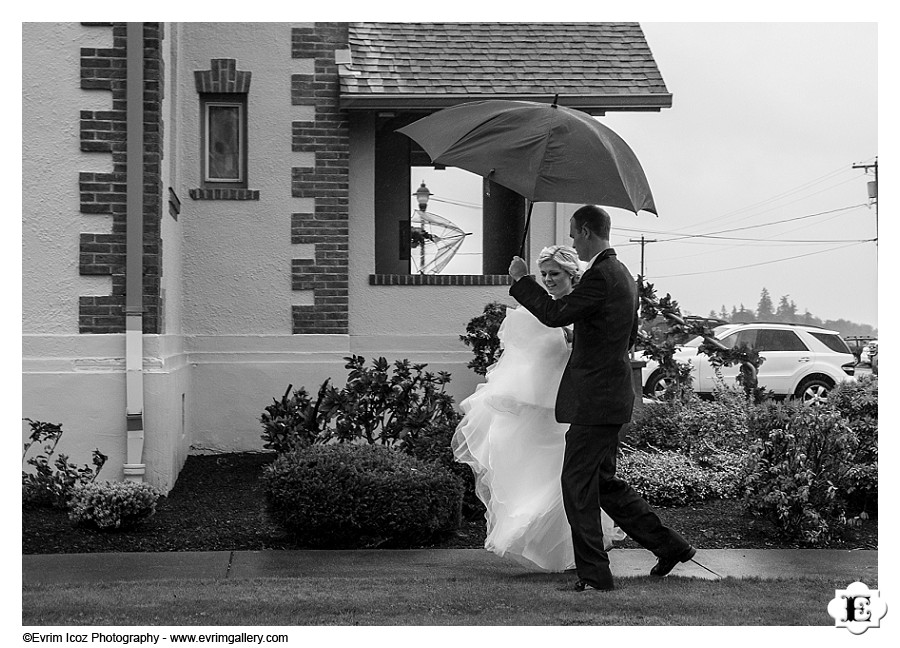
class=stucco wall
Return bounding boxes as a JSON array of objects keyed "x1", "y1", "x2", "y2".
[
  {"x1": 23, "y1": 23, "x2": 114, "y2": 335},
  {"x1": 23, "y1": 23, "x2": 192, "y2": 491},
  {"x1": 23, "y1": 23, "x2": 600, "y2": 470},
  {"x1": 174, "y1": 23, "x2": 350, "y2": 451},
  {"x1": 179, "y1": 23, "x2": 303, "y2": 337}
]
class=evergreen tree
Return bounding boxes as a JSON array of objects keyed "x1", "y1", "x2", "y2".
[
  {"x1": 757, "y1": 288, "x2": 774, "y2": 321},
  {"x1": 776, "y1": 295, "x2": 798, "y2": 323},
  {"x1": 733, "y1": 304, "x2": 755, "y2": 323},
  {"x1": 720, "y1": 305, "x2": 729, "y2": 321}
]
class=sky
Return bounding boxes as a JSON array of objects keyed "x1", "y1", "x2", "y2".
[{"x1": 412, "y1": 22, "x2": 879, "y2": 329}]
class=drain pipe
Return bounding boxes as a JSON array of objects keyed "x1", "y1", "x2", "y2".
[{"x1": 123, "y1": 22, "x2": 146, "y2": 483}]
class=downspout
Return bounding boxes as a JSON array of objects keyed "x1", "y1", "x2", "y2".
[{"x1": 123, "y1": 22, "x2": 146, "y2": 483}]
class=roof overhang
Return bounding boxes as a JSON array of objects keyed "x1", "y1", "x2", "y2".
[{"x1": 339, "y1": 92, "x2": 673, "y2": 115}]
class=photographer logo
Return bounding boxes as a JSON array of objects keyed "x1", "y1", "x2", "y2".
[{"x1": 827, "y1": 581, "x2": 887, "y2": 634}]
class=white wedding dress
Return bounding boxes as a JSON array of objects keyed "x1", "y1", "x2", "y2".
[{"x1": 452, "y1": 305, "x2": 625, "y2": 572}]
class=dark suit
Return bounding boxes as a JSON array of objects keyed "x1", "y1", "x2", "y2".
[{"x1": 510, "y1": 248, "x2": 690, "y2": 588}]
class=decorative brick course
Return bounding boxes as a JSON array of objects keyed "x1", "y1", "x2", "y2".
[
  {"x1": 193, "y1": 59, "x2": 252, "y2": 94},
  {"x1": 78, "y1": 23, "x2": 163, "y2": 334},
  {"x1": 188, "y1": 188, "x2": 259, "y2": 201},
  {"x1": 290, "y1": 24, "x2": 351, "y2": 334},
  {"x1": 368, "y1": 274, "x2": 515, "y2": 286}
]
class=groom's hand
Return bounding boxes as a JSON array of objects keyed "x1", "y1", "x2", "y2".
[{"x1": 509, "y1": 256, "x2": 528, "y2": 281}]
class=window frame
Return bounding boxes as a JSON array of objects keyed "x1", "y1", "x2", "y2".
[{"x1": 200, "y1": 93, "x2": 248, "y2": 189}]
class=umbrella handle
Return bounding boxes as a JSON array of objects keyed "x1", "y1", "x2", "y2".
[{"x1": 518, "y1": 200, "x2": 534, "y2": 258}]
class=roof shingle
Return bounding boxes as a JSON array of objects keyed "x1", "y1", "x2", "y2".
[{"x1": 342, "y1": 22, "x2": 670, "y2": 113}]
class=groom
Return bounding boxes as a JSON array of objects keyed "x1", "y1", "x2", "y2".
[{"x1": 508, "y1": 205, "x2": 695, "y2": 592}]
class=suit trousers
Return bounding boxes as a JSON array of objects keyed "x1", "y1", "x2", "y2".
[{"x1": 561, "y1": 423, "x2": 692, "y2": 588}]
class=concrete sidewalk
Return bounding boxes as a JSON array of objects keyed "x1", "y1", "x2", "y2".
[{"x1": 23, "y1": 548, "x2": 878, "y2": 586}]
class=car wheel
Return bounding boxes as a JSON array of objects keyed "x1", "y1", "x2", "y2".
[
  {"x1": 794, "y1": 377, "x2": 833, "y2": 406},
  {"x1": 644, "y1": 371, "x2": 674, "y2": 400}
]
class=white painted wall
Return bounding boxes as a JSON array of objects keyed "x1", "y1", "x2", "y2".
[
  {"x1": 175, "y1": 23, "x2": 351, "y2": 452},
  {"x1": 22, "y1": 23, "x2": 113, "y2": 334},
  {"x1": 22, "y1": 23, "x2": 125, "y2": 481},
  {"x1": 23, "y1": 23, "x2": 583, "y2": 474},
  {"x1": 23, "y1": 23, "x2": 192, "y2": 491}
]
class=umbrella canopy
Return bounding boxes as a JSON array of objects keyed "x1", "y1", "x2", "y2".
[{"x1": 397, "y1": 99, "x2": 657, "y2": 215}]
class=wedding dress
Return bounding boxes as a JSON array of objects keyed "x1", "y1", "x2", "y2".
[{"x1": 452, "y1": 305, "x2": 625, "y2": 572}]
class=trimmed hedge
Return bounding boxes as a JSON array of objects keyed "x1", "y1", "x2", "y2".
[
  {"x1": 68, "y1": 481, "x2": 162, "y2": 530},
  {"x1": 263, "y1": 443, "x2": 463, "y2": 548}
]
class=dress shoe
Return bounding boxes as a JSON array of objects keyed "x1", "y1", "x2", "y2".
[
  {"x1": 558, "y1": 579, "x2": 614, "y2": 592},
  {"x1": 650, "y1": 545, "x2": 696, "y2": 577}
]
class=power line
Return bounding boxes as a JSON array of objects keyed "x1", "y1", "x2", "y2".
[
  {"x1": 653, "y1": 242, "x2": 865, "y2": 278},
  {"x1": 616, "y1": 203, "x2": 866, "y2": 243},
  {"x1": 636, "y1": 207, "x2": 861, "y2": 263},
  {"x1": 679, "y1": 163, "x2": 866, "y2": 231}
]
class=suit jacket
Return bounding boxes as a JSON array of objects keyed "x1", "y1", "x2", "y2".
[{"x1": 509, "y1": 248, "x2": 638, "y2": 425}]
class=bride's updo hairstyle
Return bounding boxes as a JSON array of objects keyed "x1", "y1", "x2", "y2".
[{"x1": 537, "y1": 245, "x2": 582, "y2": 284}]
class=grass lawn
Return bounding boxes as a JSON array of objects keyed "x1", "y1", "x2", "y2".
[{"x1": 24, "y1": 574, "x2": 847, "y2": 626}]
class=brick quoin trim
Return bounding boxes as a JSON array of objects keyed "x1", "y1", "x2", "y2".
[
  {"x1": 78, "y1": 22, "x2": 163, "y2": 334},
  {"x1": 290, "y1": 24, "x2": 350, "y2": 335}
]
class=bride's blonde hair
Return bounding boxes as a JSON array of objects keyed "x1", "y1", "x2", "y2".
[{"x1": 537, "y1": 245, "x2": 581, "y2": 283}]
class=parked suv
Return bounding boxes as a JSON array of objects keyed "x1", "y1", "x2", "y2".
[{"x1": 641, "y1": 322, "x2": 857, "y2": 404}]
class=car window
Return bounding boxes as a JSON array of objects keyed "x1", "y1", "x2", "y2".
[
  {"x1": 811, "y1": 332, "x2": 852, "y2": 354},
  {"x1": 756, "y1": 329, "x2": 809, "y2": 352},
  {"x1": 721, "y1": 329, "x2": 757, "y2": 349}
]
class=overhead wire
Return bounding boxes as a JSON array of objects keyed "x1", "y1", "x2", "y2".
[{"x1": 652, "y1": 242, "x2": 865, "y2": 278}]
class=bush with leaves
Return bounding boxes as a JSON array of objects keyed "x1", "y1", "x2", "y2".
[
  {"x1": 617, "y1": 448, "x2": 741, "y2": 506},
  {"x1": 263, "y1": 356, "x2": 462, "y2": 453},
  {"x1": 827, "y1": 375, "x2": 877, "y2": 515},
  {"x1": 677, "y1": 389, "x2": 752, "y2": 457},
  {"x1": 322, "y1": 356, "x2": 460, "y2": 447},
  {"x1": 68, "y1": 481, "x2": 162, "y2": 530},
  {"x1": 22, "y1": 419, "x2": 107, "y2": 510},
  {"x1": 459, "y1": 301, "x2": 509, "y2": 376},
  {"x1": 624, "y1": 400, "x2": 685, "y2": 451},
  {"x1": 403, "y1": 416, "x2": 482, "y2": 519},
  {"x1": 742, "y1": 404, "x2": 859, "y2": 544},
  {"x1": 263, "y1": 443, "x2": 463, "y2": 548},
  {"x1": 260, "y1": 381, "x2": 330, "y2": 454}
]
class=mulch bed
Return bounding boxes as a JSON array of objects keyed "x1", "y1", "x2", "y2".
[{"x1": 22, "y1": 452, "x2": 877, "y2": 555}]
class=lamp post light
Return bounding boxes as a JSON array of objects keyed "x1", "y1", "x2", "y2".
[
  {"x1": 412, "y1": 181, "x2": 433, "y2": 273},
  {"x1": 414, "y1": 181, "x2": 432, "y2": 212}
]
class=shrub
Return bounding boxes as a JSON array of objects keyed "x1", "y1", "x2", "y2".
[
  {"x1": 459, "y1": 302, "x2": 509, "y2": 376},
  {"x1": 828, "y1": 375, "x2": 877, "y2": 515},
  {"x1": 22, "y1": 419, "x2": 107, "y2": 510},
  {"x1": 68, "y1": 481, "x2": 162, "y2": 530},
  {"x1": 627, "y1": 390, "x2": 751, "y2": 457},
  {"x1": 403, "y1": 417, "x2": 482, "y2": 519},
  {"x1": 617, "y1": 449, "x2": 739, "y2": 506},
  {"x1": 742, "y1": 405, "x2": 859, "y2": 544},
  {"x1": 322, "y1": 356, "x2": 460, "y2": 447},
  {"x1": 260, "y1": 382, "x2": 329, "y2": 454},
  {"x1": 678, "y1": 389, "x2": 751, "y2": 457},
  {"x1": 263, "y1": 443, "x2": 463, "y2": 548},
  {"x1": 263, "y1": 356, "x2": 461, "y2": 452},
  {"x1": 624, "y1": 400, "x2": 684, "y2": 450}
]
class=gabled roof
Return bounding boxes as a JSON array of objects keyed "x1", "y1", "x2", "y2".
[{"x1": 341, "y1": 22, "x2": 671, "y2": 114}]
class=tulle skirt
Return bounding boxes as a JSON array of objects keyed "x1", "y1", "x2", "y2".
[{"x1": 452, "y1": 307, "x2": 624, "y2": 572}]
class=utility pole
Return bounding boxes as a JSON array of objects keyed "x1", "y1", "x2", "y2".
[
  {"x1": 853, "y1": 157, "x2": 878, "y2": 247},
  {"x1": 629, "y1": 235, "x2": 658, "y2": 280}
]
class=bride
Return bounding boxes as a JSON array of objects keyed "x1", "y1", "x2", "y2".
[{"x1": 452, "y1": 245, "x2": 624, "y2": 572}]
